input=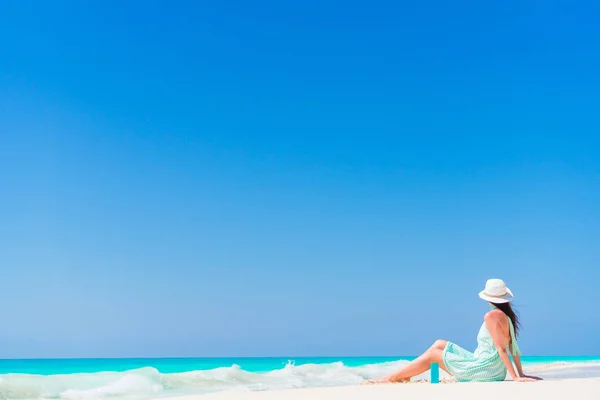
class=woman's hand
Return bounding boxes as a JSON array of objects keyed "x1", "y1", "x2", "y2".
[
  {"x1": 514, "y1": 376, "x2": 539, "y2": 382},
  {"x1": 521, "y1": 374, "x2": 543, "y2": 380}
]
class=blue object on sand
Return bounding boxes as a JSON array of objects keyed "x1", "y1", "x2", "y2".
[{"x1": 431, "y1": 362, "x2": 440, "y2": 384}]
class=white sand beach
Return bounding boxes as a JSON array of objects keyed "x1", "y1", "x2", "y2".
[{"x1": 165, "y1": 378, "x2": 600, "y2": 400}]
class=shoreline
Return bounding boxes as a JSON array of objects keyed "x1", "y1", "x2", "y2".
[{"x1": 164, "y1": 378, "x2": 600, "y2": 400}]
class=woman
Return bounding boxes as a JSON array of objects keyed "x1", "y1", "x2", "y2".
[{"x1": 367, "y1": 279, "x2": 541, "y2": 383}]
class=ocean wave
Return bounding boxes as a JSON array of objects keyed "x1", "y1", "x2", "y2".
[
  {"x1": 3, "y1": 359, "x2": 597, "y2": 399},
  {"x1": 0, "y1": 360, "x2": 424, "y2": 400}
]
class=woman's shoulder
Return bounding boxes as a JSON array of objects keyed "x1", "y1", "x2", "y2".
[{"x1": 484, "y1": 309, "x2": 508, "y2": 324}]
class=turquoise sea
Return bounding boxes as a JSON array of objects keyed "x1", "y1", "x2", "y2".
[{"x1": 1, "y1": 356, "x2": 599, "y2": 399}]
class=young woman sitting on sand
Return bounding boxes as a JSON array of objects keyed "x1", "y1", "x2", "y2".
[{"x1": 366, "y1": 279, "x2": 542, "y2": 383}]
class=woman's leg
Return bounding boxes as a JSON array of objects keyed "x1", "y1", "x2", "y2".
[{"x1": 368, "y1": 340, "x2": 450, "y2": 383}]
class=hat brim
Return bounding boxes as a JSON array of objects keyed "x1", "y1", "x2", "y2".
[{"x1": 478, "y1": 288, "x2": 514, "y2": 303}]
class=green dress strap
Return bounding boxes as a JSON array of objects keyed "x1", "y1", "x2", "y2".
[{"x1": 507, "y1": 317, "x2": 521, "y2": 356}]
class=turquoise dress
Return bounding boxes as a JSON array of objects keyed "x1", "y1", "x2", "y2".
[{"x1": 442, "y1": 315, "x2": 521, "y2": 382}]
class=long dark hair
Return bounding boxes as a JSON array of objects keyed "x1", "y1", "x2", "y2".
[{"x1": 491, "y1": 302, "x2": 520, "y2": 338}]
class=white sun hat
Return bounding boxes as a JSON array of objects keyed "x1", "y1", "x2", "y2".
[{"x1": 478, "y1": 278, "x2": 514, "y2": 303}]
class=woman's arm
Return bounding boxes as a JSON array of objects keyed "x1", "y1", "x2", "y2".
[
  {"x1": 513, "y1": 354, "x2": 525, "y2": 377},
  {"x1": 513, "y1": 354, "x2": 543, "y2": 380},
  {"x1": 484, "y1": 312, "x2": 536, "y2": 382}
]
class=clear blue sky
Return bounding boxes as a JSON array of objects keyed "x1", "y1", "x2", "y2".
[{"x1": 1, "y1": 1, "x2": 599, "y2": 358}]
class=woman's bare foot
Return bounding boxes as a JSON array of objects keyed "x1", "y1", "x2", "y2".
[
  {"x1": 362, "y1": 379, "x2": 389, "y2": 385},
  {"x1": 362, "y1": 378, "x2": 410, "y2": 385}
]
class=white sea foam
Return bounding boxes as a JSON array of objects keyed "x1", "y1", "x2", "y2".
[
  {"x1": 0, "y1": 360, "x2": 598, "y2": 400},
  {"x1": 0, "y1": 361, "x2": 410, "y2": 399}
]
